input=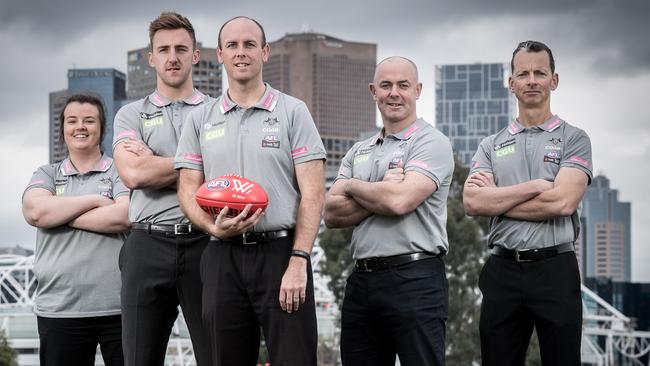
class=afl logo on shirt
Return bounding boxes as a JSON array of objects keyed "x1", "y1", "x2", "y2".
[{"x1": 262, "y1": 135, "x2": 280, "y2": 148}]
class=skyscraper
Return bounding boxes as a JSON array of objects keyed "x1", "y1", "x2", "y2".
[
  {"x1": 264, "y1": 33, "x2": 377, "y2": 179},
  {"x1": 49, "y1": 68, "x2": 126, "y2": 163},
  {"x1": 49, "y1": 89, "x2": 70, "y2": 163},
  {"x1": 435, "y1": 63, "x2": 516, "y2": 166},
  {"x1": 580, "y1": 175, "x2": 632, "y2": 281},
  {"x1": 127, "y1": 42, "x2": 222, "y2": 100}
]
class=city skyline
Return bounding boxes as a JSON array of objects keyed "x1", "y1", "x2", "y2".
[{"x1": 1, "y1": 0, "x2": 648, "y2": 281}]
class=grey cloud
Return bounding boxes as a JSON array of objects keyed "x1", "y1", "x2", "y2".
[{"x1": 2, "y1": 0, "x2": 647, "y2": 75}]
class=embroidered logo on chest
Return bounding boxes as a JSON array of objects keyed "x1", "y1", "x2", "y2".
[
  {"x1": 543, "y1": 151, "x2": 561, "y2": 165},
  {"x1": 495, "y1": 145, "x2": 516, "y2": 158},
  {"x1": 143, "y1": 117, "x2": 163, "y2": 128},
  {"x1": 354, "y1": 154, "x2": 370, "y2": 165},
  {"x1": 55, "y1": 185, "x2": 66, "y2": 196},
  {"x1": 98, "y1": 178, "x2": 113, "y2": 197},
  {"x1": 205, "y1": 128, "x2": 225, "y2": 141},
  {"x1": 262, "y1": 135, "x2": 280, "y2": 148}
]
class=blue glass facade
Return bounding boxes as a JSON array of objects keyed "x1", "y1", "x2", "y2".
[{"x1": 435, "y1": 63, "x2": 515, "y2": 166}]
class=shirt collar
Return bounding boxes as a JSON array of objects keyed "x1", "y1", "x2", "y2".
[
  {"x1": 509, "y1": 115, "x2": 564, "y2": 135},
  {"x1": 390, "y1": 118, "x2": 425, "y2": 140},
  {"x1": 368, "y1": 130, "x2": 384, "y2": 146},
  {"x1": 370, "y1": 118, "x2": 425, "y2": 146},
  {"x1": 538, "y1": 115, "x2": 564, "y2": 132},
  {"x1": 148, "y1": 89, "x2": 206, "y2": 107},
  {"x1": 60, "y1": 154, "x2": 112, "y2": 176},
  {"x1": 507, "y1": 120, "x2": 525, "y2": 135},
  {"x1": 219, "y1": 83, "x2": 279, "y2": 114}
]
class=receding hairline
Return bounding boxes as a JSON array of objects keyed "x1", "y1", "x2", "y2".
[
  {"x1": 217, "y1": 16, "x2": 267, "y2": 49},
  {"x1": 374, "y1": 56, "x2": 419, "y2": 83}
]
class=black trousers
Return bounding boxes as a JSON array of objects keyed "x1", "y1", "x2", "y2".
[
  {"x1": 38, "y1": 315, "x2": 123, "y2": 366},
  {"x1": 201, "y1": 236, "x2": 318, "y2": 366},
  {"x1": 119, "y1": 230, "x2": 212, "y2": 366},
  {"x1": 340, "y1": 257, "x2": 448, "y2": 366},
  {"x1": 479, "y1": 252, "x2": 582, "y2": 366}
]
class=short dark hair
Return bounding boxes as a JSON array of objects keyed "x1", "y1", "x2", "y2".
[
  {"x1": 59, "y1": 93, "x2": 107, "y2": 152},
  {"x1": 217, "y1": 16, "x2": 267, "y2": 50},
  {"x1": 511, "y1": 40, "x2": 555, "y2": 74},
  {"x1": 149, "y1": 11, "x2": 196, "y2": 50}
]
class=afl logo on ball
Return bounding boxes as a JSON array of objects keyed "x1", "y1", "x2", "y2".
[{"x1": 206, "y1": 178, "x2": 230, "y2": 191}]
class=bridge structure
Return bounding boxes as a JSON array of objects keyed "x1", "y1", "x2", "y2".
[{"x1": 1, "y1": 252, "x2": 649, "y2": 365}]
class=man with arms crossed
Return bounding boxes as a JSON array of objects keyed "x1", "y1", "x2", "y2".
[
  {"x1": 324, "y1": 56, "x2": 454, "y2": 366},
  {"x1": 175, "y1": 16, "x2": 325, "y2": 366},
  {"x1": 112, "y1": 12, "x2": 211, "y2": 366},
  {"x1": 463, "y1": 40, "x2": 592, "y2": 365}
]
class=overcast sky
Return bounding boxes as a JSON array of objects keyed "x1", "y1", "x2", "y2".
[{"x1": 1, "y1": 0, "x2": 648, "y2": 281}]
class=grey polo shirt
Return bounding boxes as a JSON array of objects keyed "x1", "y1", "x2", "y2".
[
  {"x1": 336, "y1": 118, "x2": 454, "y2": 259},
  {"x1": 24, "y1": 155, "x2": 129, "y2": 318},
  {"x1": 175, "y1": 84, "x2": 326, "y2": 233},
  {"x1": 470, "y1": 116, "x2": 593, "y2": 250},
  {"x1": 113, "y1": 90, "x2": 208, "y2": 224}
]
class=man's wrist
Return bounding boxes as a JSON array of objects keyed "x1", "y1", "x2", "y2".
[{"x1": 291, "y1": 249, "x2": 311, "y2": 262}]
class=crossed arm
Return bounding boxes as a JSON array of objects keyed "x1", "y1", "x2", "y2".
[
  {"x1": 22, "y1": 188, "x2": 130, "y2": 233},
  {"x1": 463, "y1": 167, "x2": 588, "y2": 220},
  {"x1": 113, "y1": 139, "x2": 178, "y2": 190},
  {"x1": 324, "y1": 167, "x2": 438, "y2": 228}
]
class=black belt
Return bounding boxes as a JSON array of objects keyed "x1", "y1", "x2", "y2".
[
  {"x1": 355, "y1": 252, "x2": 440, "y2": 273},
  {"x1": 131, "y1": 222, "x2": 204, "y2": 236},
  {"x1": 212, "y1": 229, "x2": 293, "y2": 245},
  {"x1": 491, "y1": 242, "x2": 574, "y2": 263}
]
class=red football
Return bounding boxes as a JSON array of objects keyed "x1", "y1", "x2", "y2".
[{"x1": 196, "y1": 175, "x2": 268, "y2": 218}]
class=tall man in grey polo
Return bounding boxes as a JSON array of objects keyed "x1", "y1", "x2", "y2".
[
  {"x1": 175, "y1": 86, "x2": 325, "y2": 231},
  {"x1": 325, "y1": 56, "x2": 454, "y2": 366},
  {"x1": 175, "y1": 16, "x2": 325, "y2": 366},
  {"x1": 463, "y1": 41, "x2": 592, "y2": 365},
  {"x1": 112, "y1": 12, "x2": 211, "y2": 366}
]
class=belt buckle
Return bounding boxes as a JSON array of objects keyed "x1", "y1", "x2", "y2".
[
  {"x1": 515, "y1": 249, "x2": 531, "y2": 263},
  {"x1": 242, "y1": 232, "x2": 257, "y2": 245},
  {"x1": 174, "y1": 224, "x2": 190, "y2": 235},
  {"x1": 355, "y1": 260, "x2": 369, "y2": 272},
  {"x1": 361, "y1": 261, "x2": 371, "y2": 272}
]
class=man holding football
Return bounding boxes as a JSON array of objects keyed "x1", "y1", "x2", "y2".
[
  {"x1": 175, "y1": 16, "x2": 326, "y2": 366},
  {"x1": 324, "y1": 56, "x2": 454, "y2": 366},
  {"x1": 112, "y1": 12, "x2": 212, "y2": 366}
]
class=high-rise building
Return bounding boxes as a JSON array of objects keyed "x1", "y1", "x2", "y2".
[
  {"x1": 127, "y1": 42, "x2": 222, "y2": 100},
  {"x1": 264, "y1": 33, "x2": 377, "y2": 179},
  {"x1": 579, "y1": 175, "x2": 632, "y2": 281},
  {"x1": 49, "y1": 89, "x2": 70, "y2": 163},
  {"x1": 435, "y1": 63, "x2": 516, "y2": 166},
  {"x1": 48, "y1": 68, "x2": 126, "y2": 163}
]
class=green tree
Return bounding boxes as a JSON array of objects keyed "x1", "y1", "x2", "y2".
[
  {"x1": 318, "y1": 227, "x2": 353, "y2": 309},
  {"x1": 0, "y1": 330, "x2": 18, "y2": 366},
  {"x1": 444, "y1": 156, "x2": 486, "y2": 365}
]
